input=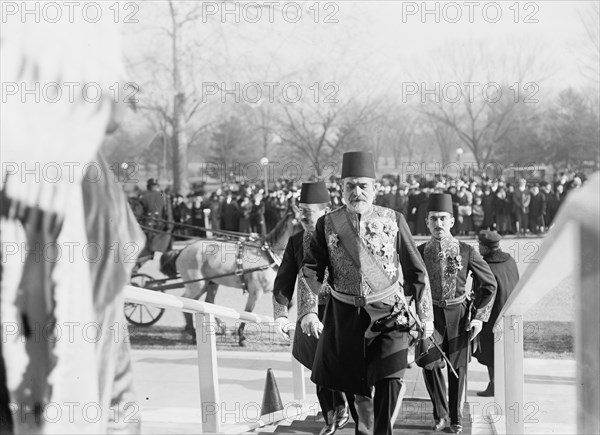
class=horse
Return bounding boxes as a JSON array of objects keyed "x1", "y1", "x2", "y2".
[{"x1": 164, "y1": 204, "x2": 302, "y2": 345}]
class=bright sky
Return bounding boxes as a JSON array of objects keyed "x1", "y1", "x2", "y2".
[{"x1": 122, "y1": 0, "x2": 596, "y2": 107}]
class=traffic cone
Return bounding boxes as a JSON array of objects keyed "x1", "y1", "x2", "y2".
[{"x1": 260, "y1": 368, "x2": 284, "y2": 415}]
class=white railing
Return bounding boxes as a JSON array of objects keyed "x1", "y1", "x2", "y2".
[
  {"x1": 124, "y1": 285, "x2": 306, "y2": 433},
  {"x1": 493, "y1": 173, "x2": 599, "y2": 434}
]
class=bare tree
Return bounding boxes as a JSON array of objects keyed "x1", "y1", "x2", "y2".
[
  {"x1": 276, "y1": 98, "x2": 379, "y2": 178},
  {"x1": 427, "y1": 122, "x2": 458, "y2": 166},
  {"x1": 407, "y1": 39, "x2": 553, "y2": 170},
  {"x1": 127, "y1": 1, "x2": 223, "y2": 195},
  {"x1": 577, "y1": 2, "x2": 600, "y2": 91}
]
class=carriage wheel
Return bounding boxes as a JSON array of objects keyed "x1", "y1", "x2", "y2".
[{"x1": 125, "y1": 273, "x2": 166, "y2": 326}]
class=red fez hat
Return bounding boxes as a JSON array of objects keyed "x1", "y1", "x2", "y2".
[
  {"x1": 299, "y1": 182, "x2": 330, "y2": 204},
  {"x1": 427, "y1": 193, "x2": 453, "y2": 215},
  {"x1": 341, "y1": 151, "x2": 376, "y2": 179}
]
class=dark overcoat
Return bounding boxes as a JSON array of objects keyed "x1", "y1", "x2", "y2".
[
  {"x1": 473, "y1": 250, "x2": 519, "y2": 366},
  {"x1": 272, "y1": 230, "x2": 321, "y2": 370}
]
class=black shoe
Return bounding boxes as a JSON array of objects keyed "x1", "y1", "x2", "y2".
[
  {"x1": 477, "y1": 382, "x2": 494, "y2": 397},
  {"x1": 432, "y1": 417, "x2": 447, "y2": 431},
  {"x1": 318, "y1": 423, "x2": 336, "y2": 435},
  {"x1": 451, "y1": 423, "x2": 463, "y2": 434},
  {"x1": 334, "y1": 406, "x2": 350, "y2": 429},
  {"x1": 319, "y1": 411, "x2": 337, "y2": 435}
]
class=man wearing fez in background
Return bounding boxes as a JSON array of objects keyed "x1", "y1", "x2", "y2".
[
  {"x1": 416, "y1": 193, "x2": 497, "y2": 434},
  {"x1": 303, "y1": 151, "x2": 434, "y2": 435},
  {"x1": 273, "y1": 182, "x2": 355, "y2": 435},
  {"x1": 474, "y1": 230, "x2": 519, "y2": 397}
]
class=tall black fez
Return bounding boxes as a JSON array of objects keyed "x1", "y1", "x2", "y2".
[
  {"x1": 478, "y1": 230, "x2": 502, "y2": 249},
  {"x1": 427, "y1": 193, "x2": 453, "y2": 215},
  {"x1": 341, "y1": 151, "x2": 376, "y2": 179},
  {"x1": 299, "y1": 182, "x2": 330, "y2": 204}
]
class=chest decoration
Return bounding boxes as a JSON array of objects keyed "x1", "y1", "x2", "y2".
[{"x1": 438, "y1": 238, "x2": 463, "y2": 278}]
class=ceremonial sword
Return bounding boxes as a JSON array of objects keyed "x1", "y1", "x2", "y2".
[{"x1": 399, "y1": 291, "x2": 459, "y2": 378}]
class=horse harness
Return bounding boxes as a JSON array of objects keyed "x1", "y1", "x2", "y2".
[{"x1": 235, "y1": 239, "x2": 281, "y2": 293}]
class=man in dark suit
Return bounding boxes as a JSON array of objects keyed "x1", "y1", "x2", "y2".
[
  {"x1": 273, "y1": 182, "x2": 353, "y2": 435},
  {"x1": 481, "y1": 186, "x2": 495, "y2": 230},
  {"x1": 528, "y1": 184, "x2": 546, "y2": 234},
  {"x1": 474, "y1": 230, "x2": 519, "y2": 397},
  {"x1": 512, "y1": 178, "x2": 531, "y2": 235},
  {"x1": 139, "y1": 178, "x2": 172, "y2": 254},
  {"x1": 220, "y1": 191, "x2": 241, "y2": 232},
  {"x1": 417, "y1": 193, "x2": 497, "y2": 434}
]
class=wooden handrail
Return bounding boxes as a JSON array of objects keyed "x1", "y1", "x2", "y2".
[
  {"x1": 493, "y1": 172, "x2": 599, "y2": 434},
  {"x1": 125, "y1": 285, "x2": 275, "y2": 323},
  {"x1": 124, "y1": 285, "x2": 304, "y2": 433}
]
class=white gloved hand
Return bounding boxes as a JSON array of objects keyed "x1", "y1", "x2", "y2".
[
  {"x1": 300, "y1": 313, "x2": 323, "y2": 339},
  {"x1": 275, "y1": 316, "x2": 292, "y2": 340},
  {"x1": 421, "y1": 321, "x2": 434, "y2": 340},
  {"x1": 469, "y1": 319, "x2": 483, "y2": 340}
]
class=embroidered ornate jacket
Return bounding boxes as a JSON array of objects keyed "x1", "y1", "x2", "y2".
[
  {"x1": 303, "y1": 205, "x2": 433, "y2": 323},
  {"x1": 418, "y1": 237, "x2": 496, "y2": 321},
  {"x1": 272, "y1": 229, "x2": 330, "y2": 320}
]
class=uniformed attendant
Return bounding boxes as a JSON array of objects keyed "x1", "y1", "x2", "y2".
[
  {"x1": 417, "y1": 193, "x2": 497, "y2": 434},
  {"x1": 139, "y1": 178, "x2": 173, "y2": 255},
  {"x1": 303, "y1": 151, "x2": 434, "y2": 435},
  {"x1": 273, "y1": 182, "x2": 353, "y2": 435},
  {"x1": 474, "y1": 230, "x2": 519, "y2": 397}
]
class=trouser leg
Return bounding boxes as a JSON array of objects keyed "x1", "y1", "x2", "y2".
[
  {"x1": 353, "y1": 393, "x2": 374, "y2": 435},
  {"x1": 423, "y1": 366, "x2": 449, "y2": 421},
  {"x1": 488, "y1": 365, "x2": 495, "y2": 384},
  {"x1": 317, "y1": 386, "x2": 349, "y2": 424},
  {"x1": 316, "y1": 384, "x2": 333, "y2": 424},
  {"x1": 448, "y1": 366, "x2": 467, "y2": 426},
  {"x1": 345, "y1": 392, "x2": 358, "y2": 424},
  {"x1": 373, "y1": 378, "x2": 404, "y2": 435}
]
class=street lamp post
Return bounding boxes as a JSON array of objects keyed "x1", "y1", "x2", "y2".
[
  {"x1": 456, "y1": 147, "x2": 464, "y2": 163},
  {"x1": 260, "y1": 157, "x2": 269, "y2": 195}
]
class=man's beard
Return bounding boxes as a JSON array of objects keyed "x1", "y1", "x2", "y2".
[{"x1": 347, "y1": 199, "x2": 371, "y2": 213}]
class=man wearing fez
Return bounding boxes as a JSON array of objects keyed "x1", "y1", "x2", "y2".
[
  {"x1": 474, "y1": 230, "x2": 519, "y2": 397},
  {"x1": 273, "y1": 182, "x2": 354, "y2": 435},
  {"x1": 303, "y1": 152, "x2": 434, "y2": 435},
  {"x1": 416, "y1": 193, "x2": 497, "y2": 434}
]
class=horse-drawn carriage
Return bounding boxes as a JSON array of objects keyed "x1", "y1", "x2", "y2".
[{"x1": 124, "y1": 200, "x2": 301, "y2": 344}]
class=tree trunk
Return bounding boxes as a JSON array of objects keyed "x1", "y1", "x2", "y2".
[{"x1": 170, "y1": 1, "x2": 189, "y2": 196}]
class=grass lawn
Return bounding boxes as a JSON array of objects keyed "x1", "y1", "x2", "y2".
[{"x1": 129, "y1": 320, "x2": 575, "y2": 359}]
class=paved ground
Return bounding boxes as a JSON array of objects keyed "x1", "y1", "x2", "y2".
[{"x1": 131, "y1": 348, "x2": 577, "y2": 434}]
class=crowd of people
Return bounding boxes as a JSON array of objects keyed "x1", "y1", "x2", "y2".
[
  {"x1": 373, "y1": 172, "x2": 584, "y2": 236},
  {"x1": 132, "y1": 169, "x2": 586, "y2": 240}
]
